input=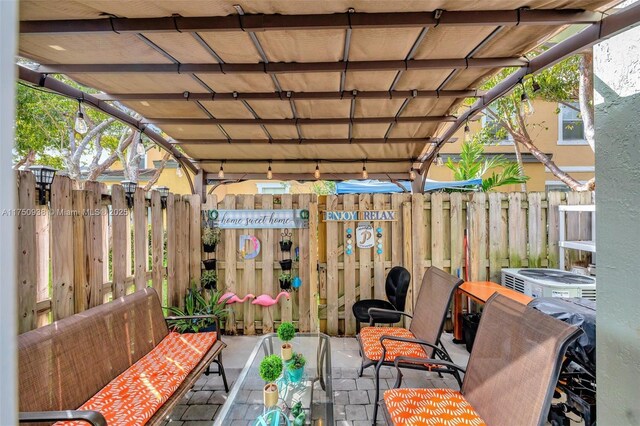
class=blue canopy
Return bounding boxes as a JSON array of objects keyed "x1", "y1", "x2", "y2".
[{"x1": 335, "y1": 178, "x2": 482, "y2": 194}]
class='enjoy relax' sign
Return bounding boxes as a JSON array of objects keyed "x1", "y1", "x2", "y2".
[
  {"x1": 324, "y1": 210, "x2": 397, "y2": 222},
  {"x1": 203, "y1": 209, "x2": 309, "y2": 229}
]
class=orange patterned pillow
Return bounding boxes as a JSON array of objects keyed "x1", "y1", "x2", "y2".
[
  {"x1": 360, "y1": 326, "x2": 428, "y2": 362},
  {"x1": 384, "y1": 388, "x2": 486, "y2": 426},
  {"x1": 57, "y1": 331, "x2": 217, "y2": 426}
]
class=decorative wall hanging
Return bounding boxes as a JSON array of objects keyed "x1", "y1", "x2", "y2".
[
  {"x1": 376, "y1": 227, "x2": 384, "y2": 255},
  {"x1": 279, "y1": 272, "x2": 293, "y2": 290},
  {"x1": 239, "y1": 234, "x2": 261, "y2": 259},
  {"x1": 345, "y1": 227, "x2": 353, "y2": 256},
  {"x1": 324, "y1": 210, "x2": 397, "y2": 222},
  {"x1": 292, "y1": 276, "x2": 302, "y2": 290},
  {"x1": 356, "y1": 223, "x2": 375, "y2": 249},
  {"x1": 203, "y1": 209, "x2": 308, "y2": 229}
]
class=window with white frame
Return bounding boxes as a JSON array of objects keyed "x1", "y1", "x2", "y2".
[
  {"x1": 481, "y1": 110, "x2": 514, "y2": 145},
  {"x1": 558, "y1": 102, "x2": 587, "y2": 145},
  {"x1": 256, "y1": 182, "x2": 290, "y2": 194}
]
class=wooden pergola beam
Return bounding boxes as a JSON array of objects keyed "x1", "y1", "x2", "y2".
[
  {"x1": 20, "y1": 9, "x2": 601, "y2": 34},
  {"x1": 149, "y1": 116, "x2": 455, "y2": 126},
  {"x1": 36, "y1": 57, "x2": 527, "y2": 75},
  {"x1": 175, "y1": 138, "x2": 434, "y2": 145}
]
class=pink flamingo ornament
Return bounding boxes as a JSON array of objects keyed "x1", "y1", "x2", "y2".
[
  {"x1": 252, "y1": 292, "x2": 290, "y2": 330},
  {"x1": 220, "y1": 292, "x2": 255, "y2": 304}
]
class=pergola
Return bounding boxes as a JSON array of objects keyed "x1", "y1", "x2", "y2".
[{"x1": 16, "y1": 0, "x2": 639, "y2": 194}]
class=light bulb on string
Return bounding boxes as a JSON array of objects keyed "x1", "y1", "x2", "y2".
[
  {"x1": 267, "y1": 162, "x2": 273, "y2": 180},
  {"x1": 520, "y1": 82, "x2": 535, "y2": 116},
  {"x1": 463, "y1": 121, "x2": 470, "y2": 141},
  {"x1": 74, "y1": 100, "x2": 88, "y2": 135},
  {"x1": 314, "y1": 162, "x2": 321, "y2": 180},
  {"x1": 218, "y1": 162, "x2": 225, "y2": 179},
  {"x1": 176, "y1": 164, "x2": 183, "y2": 178},
  {"x1": 136, "y1": 136, "x2": 145, "y2": 156},
  {"x1": 362, "y1": 161, "x2": 368, "y2": 179}
]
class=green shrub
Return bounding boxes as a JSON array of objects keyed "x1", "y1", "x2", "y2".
[
  {"x1": 277, "y1": 322, "x2": 295, "y2": 343},
  {"x1": 259, "y1": 355, "x2": 283, "y2": 383}
]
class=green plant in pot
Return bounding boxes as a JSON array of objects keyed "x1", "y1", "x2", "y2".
[
  {"x1": 277, "y1": 321, "x2": 295, "y2": 361},
  {"x1": 279, "y1": 272, "x2": 292, "y2": 290},
  {"x1": 202, "y1": 226, "x2": 220, "y2": 252},
  {"x1": 201, "y1": 270, "x2": 217, "y2": 290},
  {"x1": 166, "y1": 285, "x2": 228, "y2": 333},
  {"x1": 286, "y1": 352, "x2": 306, "y2": 383},
  {"x1": 259, "y1": 354, "x2": 283, "y2": 407}
]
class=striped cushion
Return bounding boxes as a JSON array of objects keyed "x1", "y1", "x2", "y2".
[
  {"x1": 384, "y1": 388, "x2": 486, "y2": 426},
  {"x1": 57, "y1": 331, "x2": 217, "y2": 426}
]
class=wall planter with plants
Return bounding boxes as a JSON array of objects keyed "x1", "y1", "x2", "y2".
[
  {"x1": 166, "y1": 285, "x2": 228, "y2": 333},
  {"x1": 279, "y1": 239, "x2": 293, "y2": 252},
  {"x1": 202, "y1": 226, "x2": 220, "y2": 253},
  {"x1": 202, "y1": 258, "x2": 217, "y2": 271},
  {"x1": 277, "y1": 321, "x2": 295, "y2": 361},
  {"x1": 201, "y1": 270, "x2": 218, "y2": 290},
  {"x1": 279, "y1": 259, "x2": 293, "y2": 271},
  {"x1": 286, "y1": 352, "x2": 306, "y2": 383},
  {"x1": 259, "y1": 354, "x2": 283, "y2": 407},
  {"x1": 279, "y1": 272, "x2": 292, "y2": 290}
]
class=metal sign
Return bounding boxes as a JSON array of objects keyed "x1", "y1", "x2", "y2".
[
  {"x1": 356, "y1": 224, "x2": 375, "y2": 249},
  {"x1": 324, "y1": 210, "x2": 397, "y2": 222},
  {"x1": 203, "y1": 209, "x2": 309, "y2": 229}
]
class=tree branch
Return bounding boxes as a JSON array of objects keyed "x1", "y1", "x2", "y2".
[
  {"x1": 143, "y1": 152, "x2": 171, "y2": 191},
  {"x1": 13, "y1": 150, "x2": 36, "y2": 170},
  {"x1": 579, "y1": 50, "x2": 595, "y2": 152}
]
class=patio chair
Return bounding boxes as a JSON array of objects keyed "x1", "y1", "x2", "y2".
[
  {"x1": 381, "y1": 294, "x2": 581, "y2": 426},
  {"x1": 356, "y1": 267, "x2": 463, "y2": 423},
  {"x1": 352, "y1": 266, "x2": 411, "y2": 333}
]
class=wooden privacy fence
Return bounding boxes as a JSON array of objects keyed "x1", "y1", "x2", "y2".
[
  {"x1": 318, "y1": 191, "x2": 594, "y2": 336},
  {"x1": 16, "y1": 170, "x2": 593, "y2": 337}
]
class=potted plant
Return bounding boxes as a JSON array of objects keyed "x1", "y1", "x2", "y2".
[
  {"x1": 259, "y1": 354, "x2": 283, "y2": 407},
  {"x1": 166, "y1": 286, "x2": 228, "y2": 333},
  {"x1": 277, "y1": 321, "x2": 295, "y2": 361},
  {"x1": 279, "y1": 258, "x2": 293, "y2": 271},
  {"x1": 279, "y1": 272, "x2": 292, "y2": 290},
  {"x1": 201, "y1": 270, "x2": 217, "y2": 290},
  {"x1": 286, "y1": 352, "x2": 306, "y2": 383},
  {"x1": 202, "y1": 226, "x2": 220, "y2": 252},
  {"x1": 202, "y1": 258, "x2": 216, "y2": 270},
  {"x1": 279, "y1": 238, "x2": 293, "y2": 252}
]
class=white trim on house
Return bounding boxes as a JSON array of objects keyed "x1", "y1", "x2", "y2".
[
  {"x1": 557, "y1": 102, "x2": 589, "y2": 145},
  {"x1": 481, "y1": 113, "x2": 514, "y2": 145},
  {"x1": 545, "y1": 166, "x2": 595, "y2": 173}
]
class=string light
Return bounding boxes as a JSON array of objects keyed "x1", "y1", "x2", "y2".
[
  {"x1": 314, "y1": 161, "x2": 321, "y2": 180},
  {"x1": 531, "y1": 77, "x2": 541, "y2": 93},
  {"x1": 74, "y1": 99, "x2": 88, "y2": 135},
  {"x1": 436, "y1": 154, "x2": 444, "y2": 167},
  {"x1": 267, "y1": 161, "x2": 273, "y2": 180},
  {"x1": 463, "y1": 121, "x2": 470, "y2": 141},
  {"x1": 362, "y1": 161, "x2": 368, "y2": 179},
  {"x1": 176, "y1": 164, "x2": 183, "y2": 178},
  {"x1": 136, "y1": 134, "x2": 145, "y2": 155},
  {"x1": 520, "y1": 82, "x2": 535, "y2": 116},
  {"x1": 218, "y1": 161, "x2": 225, "y2": 179}
]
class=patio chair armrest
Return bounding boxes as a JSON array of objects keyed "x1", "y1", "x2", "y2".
[
  {"x1": 19, "y1": 410, "x2": 107, "y2": 425},
  {"x1": 392, "y1": 356, "x2": 466, "y2": 383},
  {"x1": 367, "y1": 308, "x2": 412, "y2": 326},
  {"x1": 379, "y1": 335, "x2": 451, "y2": 361}
]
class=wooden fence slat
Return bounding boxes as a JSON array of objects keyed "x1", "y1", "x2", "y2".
[
  {"x1": 261, "y1": 195, "x2": 275, "y2": 333},
  {"x1": 401, "y1": 200, "x2": 412, "y2": 319},
  {"x1": 241, "y1": 195, "x2": 256, "y2": 335},
  {"x1": 166, "y1": 194, "x2": 178, "y2": 307},
  {"x1": 469, "y1": 192, "x2": 487, "y2": 281},
  {"x1": 17, "y1": 172, "x2": 37, "y2": 332},
  {"x1": 150, "y1": 190, "x2": 163, "y2": 299},
  {"x1": 373, "y1": 194, "x2": 386, "y2": 300},
  {"x1": 431, "y1": 193, "x2": 444, "y2": 270},
  {"x1": 133, "y1": 187, "x2": 147, "y2": 291},
  {"x1": 410, "y1": 194, "x2": 425, "y2": 319},
  {"x1": 308, "y1": 198, "x2": 319, "y2": 333},
  {"x1": 72, "y1": 190, "x2": 87, "y2": 312},
  {"x1": 450, "y1": 193, "x2": 464, "y2": 279},
  {"x1": 87, "y1": 182, "x2": 104, "y2": 308},
  {"x1": 528, "y1": 192, "x2": 545, "y2": 268},
  {"x1": 280, "y1": 194, "x2": 293, "y2": 325},
  {"x1": 326, "y1": 195, "x2": 339, "y2": 335},
  {"x1": 343, "y1": 194, "x2": 356, "y2": 336},
  {"x1": 177, "y1": 198, "x2": 191, "y2": 306},
  {"x1": 358, "y1": 193, "x2": 372, "y2": 301},
  {"x1": 223, "y1": 195, "x2": 237, "y2": 334},
  {"x1": 547, "y1": 192, "x2": 563, "y2": 268},
  {"x1": 50, "y1": 175, "x2": 74, "y2": 320},
  {"x1": 390, "y1": 193, "x2": 403, "y2": 270},
  {"x1": 111, "y1": 185, "x2": 127, "y2": 298},
  {"x1": 488, "y1": 192, "x2": 504, "y2": 282},
  {"x1": 298, "y1": 194, "x2": 311, "y2": 332},
  {"x1": 187, "y1": 195, "x2": 202, "y2": 286},
  {"x1": 508, "y1": 192, "x2": 526, "y2": 267}
]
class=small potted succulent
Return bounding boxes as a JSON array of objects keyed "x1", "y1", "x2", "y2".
[
  {"x1": 202, "y1": 226, "x2": 220, "y2": 253},
  {"x1": 200, "y1": 270, "x2": 217, "y2": 290},
  {"x1": 279, "y1": 238, "x2": 293, "y2": 252},
  {"x1": 279, "y1": 258, "x2": 293, "y2": 271},
  {"x1": 287, "y1": 352, "x2": 306, "y2": 383},
  {"x1": 259, "y1": 354, "x2": 283, "y2": 407},
  {"x1": 277, "y1": 321, "x2": 295, "y2": 361},
  {"x1": 202, "y1": 258, "x2": 216, "y2": 270},
  {"x1": 279, "y1": 272, "x2": 292, "y2": 290}
]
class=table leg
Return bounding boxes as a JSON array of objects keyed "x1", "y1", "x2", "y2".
[{"x1": 453, "y1": 289, "x2": 464, "y2": 343}]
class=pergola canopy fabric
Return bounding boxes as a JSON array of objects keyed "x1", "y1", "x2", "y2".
[{"x1": 18, "y1": 0, "x2": 622, "y2": 180}]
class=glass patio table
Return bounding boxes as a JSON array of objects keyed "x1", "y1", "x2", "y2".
[{"x1": 214, "y1": 333, "x2": 333, "y2": 426}]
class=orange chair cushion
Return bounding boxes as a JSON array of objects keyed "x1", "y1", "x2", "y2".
[
  {"x1": 384, "y1": 388, "x2": 486, "y2": 426},
  {"x1": 58, "y1": 331, "x2": 217, "y2": 426},
  {"x1": 360, "y1": 326, "x2": 428, "y2": 362}
]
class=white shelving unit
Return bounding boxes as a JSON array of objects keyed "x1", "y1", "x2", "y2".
[{"x1": 558, "y1": 204, "x2": 596, "y2": 270}]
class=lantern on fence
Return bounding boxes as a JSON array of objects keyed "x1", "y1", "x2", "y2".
[
  {"x1": 157, "y1": 186, "x2": 170, "y2": 209},
  {"x1": 29, "y1": 165, "x2": 56, "y2": 205},
  {"x1": 121, "y1": 180, "x2": 137, "y2": 208}
]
